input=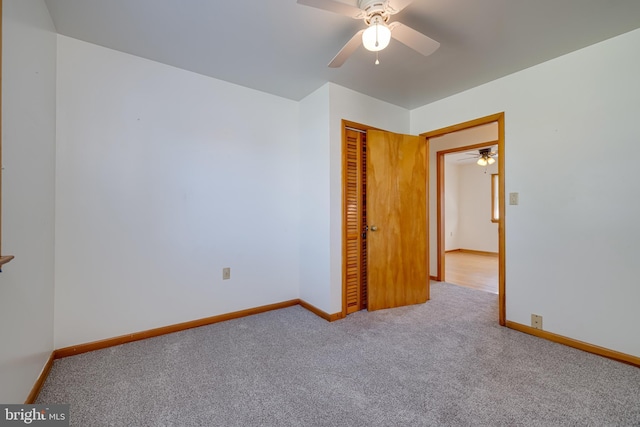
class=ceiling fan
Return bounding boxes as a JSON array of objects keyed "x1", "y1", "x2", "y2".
[
  {"x1": 459, "y1": 148, "x2": 498, "y2": 166},
  {"x1": 297, "y1": 0, "x2": 440, "y2": 67}
]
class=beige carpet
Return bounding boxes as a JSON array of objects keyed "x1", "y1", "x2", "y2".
[{"x1": 37, "y1": 282, "x2": 640, "y2": 426}]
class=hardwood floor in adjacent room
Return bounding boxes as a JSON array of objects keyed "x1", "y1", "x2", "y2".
[{"x1": 445, "y1": 250, "x2": 498, "y2": 294}]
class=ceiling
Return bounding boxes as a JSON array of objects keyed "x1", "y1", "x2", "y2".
[{"x1": 43, "y1": 0, "x2": 640, "y2": 109}]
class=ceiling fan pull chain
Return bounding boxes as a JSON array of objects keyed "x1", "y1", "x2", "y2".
[{"x1": 375, "y1": 51, "x2": 380, "y2": 65}]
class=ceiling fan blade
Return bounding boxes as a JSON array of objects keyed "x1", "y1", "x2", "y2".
[
  {"x1": 386, "y1": 0, "x2": 415, "y2": 14},
  {"x1": 328, "y1": 29, "x2": 365, "y2": 68},
  {"x1": 389, "y1": 22, "x2": 440, "y2": 57},
  {"x1": 297, "y1": 0, "x2": 363, "y2": 19}
]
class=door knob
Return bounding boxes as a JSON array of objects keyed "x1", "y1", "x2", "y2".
[{"x1": 370, "y1": 225, "x2": 378, "y2": 231}]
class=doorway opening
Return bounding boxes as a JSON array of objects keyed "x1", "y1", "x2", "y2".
[
  {"x1": 421, "y1": 113, "x2": 506, "y2": 325},
  {"x1": 439, "y1": 141, "x2": 499, "y2": 294}
]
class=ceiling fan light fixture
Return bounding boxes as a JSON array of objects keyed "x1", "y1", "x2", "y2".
[
  {"x1": 362, "y1": 19, "x2": 391, "y2": 52},
  {"x1": 477, "y1": 157, "x2": 488, "y2": 166},
  {"x1": 487, "y1": 157, "x2": 495, "y2": 165}
]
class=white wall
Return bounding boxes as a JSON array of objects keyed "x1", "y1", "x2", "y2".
[
  {"x1": 444, "y1": 162, "x2": 459, "y2": 251},
  {"x1": 0, "y1": 0, "x2": 57, "y2": 403},
  {"x1": 299, "y1": 84, "x2": 331, "y2": 310},
  {"x1": 54, "y1": 36, "x2": 301, "y2": 348},
  {"x1": 411, "y1": 29, "x2": 640, "y2": 357},
  {"x1": 457, "y1": 162, "x2": 498, "y2": 252}
]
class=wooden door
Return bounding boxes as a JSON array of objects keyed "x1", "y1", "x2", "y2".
[
  {"x1": 367, "y1": 130, "x2": 428, "y2": 311},
  {"x1": 343, "y1": 128, "x2": 367, "y2": 314}
]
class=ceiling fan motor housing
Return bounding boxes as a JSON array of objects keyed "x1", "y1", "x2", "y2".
[{"x1": 359, "y1": 0, "x2": 390, "y2": 23}]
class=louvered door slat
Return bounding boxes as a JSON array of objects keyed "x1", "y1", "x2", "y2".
[
  {"x1": 361, "y1": 136, "x2": 368, "y2": 309},
  {"x1": 344, "y1": 130, "x2": 362, "y2": 314}
]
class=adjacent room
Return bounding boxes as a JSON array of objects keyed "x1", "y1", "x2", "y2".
[
  {"x1": 429, "y1": 123, "x2": 500, "y2": 294},
  {"x1": 442, "y1": 148, "x2": 499, "y2": 294},
  {"x1": 2, "y1": 0, "x2": 639, "y2": 424}
]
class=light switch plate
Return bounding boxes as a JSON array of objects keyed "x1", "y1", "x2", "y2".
[{"x1": 509, "y1": 192, "x2": 519, "y2": 205}]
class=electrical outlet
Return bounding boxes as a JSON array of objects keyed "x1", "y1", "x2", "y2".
[
  {"x1": 509, "y1": 192, "x2": 519, "y2": 205},
  {"x1": 222, "y1": 268, "x2": 231, "y2": 280},
  {"x1": 531, "y1": 314, "x2": 543, "y2": 330}
]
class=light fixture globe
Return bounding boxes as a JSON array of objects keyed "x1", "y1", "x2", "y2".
[
  {"x1": 487, "y1": 157, "x2": 495, "y2": 165},
  {"x1": 477, "y1": 157, "x2": 488, "y2": 166},
  {"x1": 362, "y1": 19, "x2": 391, "y2": 52}
]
